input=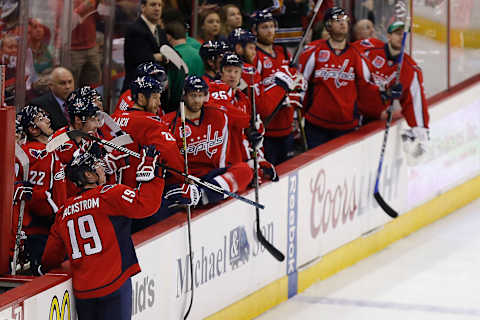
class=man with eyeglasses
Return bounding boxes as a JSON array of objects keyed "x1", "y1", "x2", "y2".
[{"x1": 299, "y1": 7, "x2": 393, "y2": 148}]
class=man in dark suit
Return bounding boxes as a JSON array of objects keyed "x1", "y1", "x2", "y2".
[
  {"x1": 29, "y1": 67, "x2": 75, "y2": 131},
  {"x1": 123, "y1": 0, "x2": 169, "y2": 91}
]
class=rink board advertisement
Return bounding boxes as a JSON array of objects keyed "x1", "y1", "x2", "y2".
[
  {"x1": 1, "y1": 82, "x2": 480, "y2": 319},
  {"x1": 0, "y1": 279, "x2": 74, "y2": 320},
  {"x1": 131, "y1": 179, "x2": 288, "y2": 320}
]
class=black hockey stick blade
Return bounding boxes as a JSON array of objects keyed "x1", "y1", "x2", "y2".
[
  {"x1": 374, "y1": 192, "x2": 399, "y2": 218},
  {"x1": 257, "y1": 230, "x2": 285, "y2": 261}
]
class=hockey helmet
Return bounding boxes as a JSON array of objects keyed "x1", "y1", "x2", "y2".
[
  {"x1": 251, "y1": 9, "x2": 274, "y2": 28},
  {"x1": 130, "y1": 75, "x2": 164, "y2": 103},
  {"x1": 17, "y1": 105, "x2": 49, "y2": 134},
  {"x1": 183, "y1": 75, "x2": 209, "y2": 94},
  {"x1": 199, "y1": 40, "x2": 223, "y2": 61},
  {"x1": 66, "y1": 147, "x2": 104, "y2": 187},
  {"x1": 228, "y1": 28, "x2": 256, "y2": 48},
  {"x1": 66, "y1": 94, "x2": 100, "y2": 123},
  {"x1": 324, "y1": 7, "x2": 349, "y2": 27},
  {"x1": 220, "y1": 53, "x2": 243, "y2": 71},
  {"x1": 135, "y1": 62, "x2": 168, "y2": 87}
]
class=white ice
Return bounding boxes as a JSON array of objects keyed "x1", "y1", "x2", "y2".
[{"x1": 256, "y1": 197, "x2": 480, "y2": 320}]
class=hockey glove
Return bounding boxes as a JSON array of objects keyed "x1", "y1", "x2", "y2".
[
  {"x1": 13, "y1": 181, "x2": 34, "y2": 203},
  {"x1": 274, "y1": 71, "x2": 295, "y2": 91},
  {"x1": 245, "y1": 128, "x2": 264, "y2": 150},
  {"x1": 248, "y1": 159, "x2": 279, "y2": 183},
  {"x1": 401, "y1": 126, "x2": 429, "y2": 165},
  {"x1": 381, "y1": 83, "x2": 403, "y2": 101},
  {"x1": 136, "y1": 145, "x2": 161, "y2": 182},
  {"x1": 164, "y1": 183, "x2": 200, "y2": 207}
]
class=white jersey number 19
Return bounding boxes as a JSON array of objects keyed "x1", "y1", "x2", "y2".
[{"x1": 67, "y1": 214, "x2": 103, "y2": 259}]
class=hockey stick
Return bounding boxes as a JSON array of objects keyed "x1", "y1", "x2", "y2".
[
  {"x1": 160, "y1": 45, "x2": 189, "y2": 74},
  {"x1": 56, "y1": 130, "x2": 265, "y2": 209},
  {"x1": 12, "y1": 143, "x2": 29, "y2": 275},
  {"x1": 249, "y1": 79, "x2": 285, "y2": 262},
  {"x1": 180, "y1": 102, "x2": 195, "y2": 319},
  {"x1": 373, "y1": 20, "x2": 409, "y2": 219},
  {"x1": 291, "y1": 0, "x2": 324, "y2": 66},
  {"x1": 262, "y1": 1, "x2": 323, "y2": 149}
]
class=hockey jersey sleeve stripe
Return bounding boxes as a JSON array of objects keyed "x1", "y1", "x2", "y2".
[
  {"x1": 411, "y1": 71, "x2": 425, "y2": 128},
  {"x1": 361, "y1": 59, "x2": 372, "y2": 83},
  {"x1": 220, "y1": 114, "x2": 229, "y2": 168},
  {"x1": 302, "y1": 52, "x2": 316, "y2": 85},
  {"x1": 45, "y1": 190, "x2": 59, "y2": 214}
]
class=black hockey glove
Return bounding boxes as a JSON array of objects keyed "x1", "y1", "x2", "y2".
[{"x1": 381, "y1": 83, "x2": 403, "y2": 101}]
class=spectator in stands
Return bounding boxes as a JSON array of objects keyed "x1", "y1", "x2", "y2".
[
  {"x1": 220, "y1": 4, "x2": 243, "y2": 38},
  {"x1": 162, "y1": 7, "x2": 202, "y2": 50},
  {"x1": 28, "y1": 18, "x2": 53, "y2": 74},
  {"x1": 28, "y1": 18, "x2": 53, "y2": 98},
  {"x1": 30, "y1": 67, "x2": 75, "y2": 131},
  {"x1": 69, "y1": 0, "x2": 103, "y2": 87},
  {"x1": 353, "y1": 18, "x2": 376, "y2": 41},
  {"x1": 165, "y1": 20, "x2": 205, "y2": 111},
  {"x1": 123, "y1": 0, "x2": 169, "y2": 92},
  {"x1": 196, "y1": 7, "x2": 223, "y2": 43}
]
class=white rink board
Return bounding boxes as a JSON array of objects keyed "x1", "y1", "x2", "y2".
[
  {"x1": 1, "y1": 82, "x2": 480, "y2": 319},
  {"x1": 132, "y1": 178, "x2": 288, "y2": 320}
]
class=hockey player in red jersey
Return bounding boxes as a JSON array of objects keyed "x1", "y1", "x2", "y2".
[
  {"x1": 13, "y1": 105, "x2": 66, "y2": 273},
  {"x1": 162, "y1": 75, "x2": 253, "y2": 206},
  {"x1": 353, "y1": 21, "x2": 430, "y2": 160},
  {"x1": 210, "y1": 53, "x2": 279, "y2": 182},
  {"x1": 111, "y1": 76, "x2": 197, "y2": 230},
  {"x1": 111, "y1": 75, "x2": 185, "y2": 188},
  {"x1": 39, "y1": 145, "x2": 165, "y2": 320},
  {"x1": 299, "y1": 7, "x2": 395, "y2": 149},
  {"x1": 199, "y1": 40, "x2": 230, "y2": 86},
  {"x1": 51, "y1": 90, "x2": 105, "y2": 197},
  {"x1": 250, "y1": 9, "x2": 306, "y2": 164},
  {"x1": 114, "y1": 62, "x2": 168, "y2": 114}
]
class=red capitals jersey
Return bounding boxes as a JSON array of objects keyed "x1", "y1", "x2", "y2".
[
  {"x1": 253, "y1": 46, "x2": 295, "y2": 137},
  {"x1": 41, "y1": 178, "x2": 164, "y2": 299},
  {"x1": 162, "y1": 105, "x2": 235, "y2": 178},
  {"x1": 208, "y1": 81, "x2": 251, "y2": 163},
  {"x1": 352, "y1": 38, "x2": 429, "y2": 128},
  {"x1": 14, "y1": 141, "x2": 67, "y2": 236},
  {"x1": 114, "y1": 89, "x2": 135, "y2": 113},
  {"x1": 111, "y1": 108, "x2": 185, "y2": 187},
  {"x1": 299, "y1": 39, "x2": 382, "y2": 130},
  {"x1": 113, "y1": 89, "x2": 166, "y2": 117}
]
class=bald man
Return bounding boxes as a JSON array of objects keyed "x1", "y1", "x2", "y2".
[
  {"x1": 30, "y1": 67, "x2": 75, "y2": 130},
  {"x1": 353, "y1": 19, "x2": 376, "y2": 41}
]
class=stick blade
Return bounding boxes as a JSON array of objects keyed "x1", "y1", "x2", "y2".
[
  {"x1": 46, "y1": 132, "x2": 71, "y2": 152},
  {"x1": 374, "y1": 192, "x2": 399, "y2": 218},
  {"x1": 258, "y1": 231, "x2": 285, "y2": 261}
]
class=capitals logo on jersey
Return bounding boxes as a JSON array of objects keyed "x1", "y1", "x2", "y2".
[
  {"x1": 29, "y1": 148, "x2": 48, "y2": 160},
  {"x1": 315, "y1": 59, "x2": 355, "y2": 88},
  {"x1": 186, "y1": 124, "x2": 224, "y2": 158}
]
